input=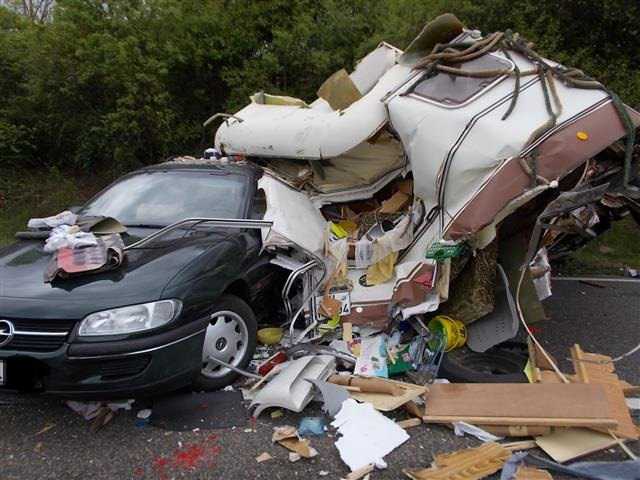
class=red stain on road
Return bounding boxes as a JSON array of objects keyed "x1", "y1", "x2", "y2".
[
  {"x1": 174, "y1": 443, "x2": 206, "y2": 470},
  {"x1": 138, "y1": 434, "x2": 221, "y2": 479}
]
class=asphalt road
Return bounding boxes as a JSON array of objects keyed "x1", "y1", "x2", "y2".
[{"x1": 1, "y1": 278, "x2": 638, "y2": 480}]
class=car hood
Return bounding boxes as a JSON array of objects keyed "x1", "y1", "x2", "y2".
[{"x1": 0, "y1": 228, "x2": 234, "y2": 319}]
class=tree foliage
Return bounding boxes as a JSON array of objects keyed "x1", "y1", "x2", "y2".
[{"x1": 1, "y1": 0, "x2": 639, "y2": 174}]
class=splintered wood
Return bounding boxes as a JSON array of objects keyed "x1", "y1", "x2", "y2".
[
  {"x1": 403, "y1": 442, "x2": 510, "y2": 480},
  {"x1": 422, "y1": 383, "x2": 617, "y2": 428},
  {"x1": 515, "y1": 466, "x2": 553, "y2": 480},
  {"x1": 570, "y1": 344, "x2": 639, "y2": 440}
]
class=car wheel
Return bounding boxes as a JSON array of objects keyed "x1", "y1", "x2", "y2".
[
  {"x1": 439, "y1": 341, "x2": 529, "y2": 383},
  {"x1": 193, "y1": 294, "x2": 257, "y2": 391}
]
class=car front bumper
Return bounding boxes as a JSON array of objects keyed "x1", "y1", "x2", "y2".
[{"x1": 0, "y1": 319, "x2": 208, "y2": 400}]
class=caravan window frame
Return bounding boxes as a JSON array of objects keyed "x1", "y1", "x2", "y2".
[{"x1": 407, "y1": 53, "x2": 514, "y2": 109}]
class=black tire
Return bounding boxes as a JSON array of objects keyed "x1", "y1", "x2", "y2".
[
  {"x1": 193, "y1": 294, "x2": 257, "y2": 391},
  {"x1": 439, "y1": 341, "x2": 529, "y2": 383}
]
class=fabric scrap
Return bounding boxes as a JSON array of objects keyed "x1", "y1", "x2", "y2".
[{"x1": 526, "y1": 454, "x2": 640, "y2": 480}]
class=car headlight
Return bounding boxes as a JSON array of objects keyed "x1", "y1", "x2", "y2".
[{"x1": 78, "y1": 300, "x2": 181, "y2": 336}]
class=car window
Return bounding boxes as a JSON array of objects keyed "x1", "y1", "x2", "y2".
[
  {"x1": 79, "y1": 171, "x2": 248, "y2": 227},
  {"x1": 412, "y1": 54, "x2": 512, "y2": 106}
]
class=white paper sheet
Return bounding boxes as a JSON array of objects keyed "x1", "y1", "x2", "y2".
[{"x1": 332, "y1": 399, "x2": 409, "y2": 471}]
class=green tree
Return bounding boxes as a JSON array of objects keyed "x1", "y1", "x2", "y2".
[{"x1": 0, "y1": 0, "x2": 638, "y2": 175}]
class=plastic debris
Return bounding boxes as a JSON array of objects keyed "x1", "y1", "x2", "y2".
[
  {"x1": 453, "y1": 421, "x2": 504, "y2": 442},
  {"x1": 298, "y1": 417, "x2": 326, "y2": 437},
  {"x1": 425, "y1": 241, "x2": 467, "y2": 261},
  {"x1": 250, "y1": 355, "x2": 336, "y2": 417},
  {"x1": 135, "y1": 409, "x2": 152, "y2": 427},
  {"x1": 354, "y1": 335, "x2": 388, "y2": 378},
  {"x1": 28, "y1": 210, "x2": 77, "y2": 229},
  {"x1": 307, "y1": 378, "x2": 350, "y2": 417}
]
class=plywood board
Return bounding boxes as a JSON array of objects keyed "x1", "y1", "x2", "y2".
[
  {"x1": 535, "y1": 427, "x2": 618, "y2": 463},
  {"x1": 423, "y1": 383, "x2": 617, "y2": 428},
  {"x1": 423, "y1": 383, "x2": 613, "y2": 420},
  {"x1": 570, "y1": 344, "x2": 639, "y2": 440}
]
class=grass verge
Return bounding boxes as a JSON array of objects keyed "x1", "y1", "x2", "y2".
[
  {"x1": 0, "y1": 168, "x2": 105, "y2": 247},
  {"x1": 554, "y1": 216, "x2": 640, "y2": 276}
]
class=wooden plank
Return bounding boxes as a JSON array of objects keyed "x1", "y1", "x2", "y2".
[
  {"x1": 398, "y1": 418, "x2": 422, "y2": 429},
  {"x1": 535, "y1": 427, "x2": 619, "y2": 463},
  {"x1": 423, "y1": 383, "x2": 613, "y2": 420},
  {"x1": 341, "y1": 377, "x2": 427, "y2": 412},
  {"x1": 528, "y1": 337, "x2": 557, "y2": 371},
  {"x1": 478, "y1": 425, "x2": 552, "y2": 437},
  {"x1": 423, "y1": 416, "x2": 617, "y2": 428},
  {"x1": 570, "y1": 344, "x2": 639, "y2": 440},
  {"x1": 404, "y1": 400, "x2": 425, "y2": 419},
  {"x1": 538, "y1": 370, "x2": 578, "y2": 384},
  {"x1": 623, "y1": 384, "x2": 640, "y2": 396}
]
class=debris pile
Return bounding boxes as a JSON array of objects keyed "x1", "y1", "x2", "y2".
[
  {"x1": 239, "y1": 341, "x2": 639, "y2": 478},
  {"x1": 207, "y1": 11, "x2": 640, "y2": 479},
  {"x1": 21, "y1": 210, "x2": 127, "y2": 282}
]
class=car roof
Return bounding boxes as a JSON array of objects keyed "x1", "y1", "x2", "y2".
[{"x1": 136, "y1": 156, "x2": 262, "y2": 179}]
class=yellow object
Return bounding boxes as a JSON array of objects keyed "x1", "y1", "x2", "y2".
[
  {"x1": 257, "y1": 327, "x2": 283, "y2": 345},
  {"x1": 337, "y1": 219, "x2": 358, "y2": 236},
  {"x1": 366, "y1": 251, "x2": 399, "y2": 285},
  {"x1": 576, "y1": 131, "x2": 589, "y2": 141},
  {"x1": 523, "y1": 359, "x2": 535, "y2": 383},
  {"x1": 428, "y1": 315, "x2": 467, "y2": 352},
  {"x1": 319, "y1": 314, "x2": 341, "y2": 332},
  {"x1": 329, "y1": 222, "x2": 349, "y2": 239}
]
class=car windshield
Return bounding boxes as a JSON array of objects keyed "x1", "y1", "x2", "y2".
[{"x1": 79, "y1": 170, "x2": 248, "y2": 227}]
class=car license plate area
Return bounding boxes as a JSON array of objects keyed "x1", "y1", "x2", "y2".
[
  {"x1": 0, "y1": 360, "x2": 5, "y2": 386},
  {"x1": 315, "y1": 291, "x2": 351, "y2": 319}
]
